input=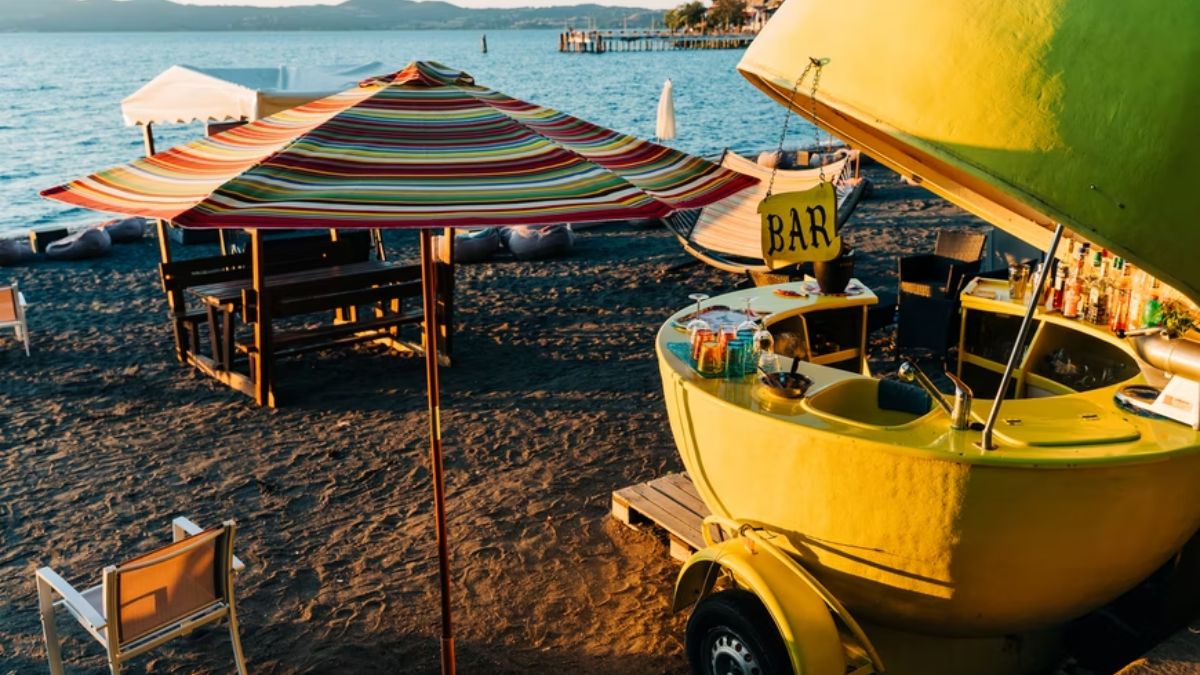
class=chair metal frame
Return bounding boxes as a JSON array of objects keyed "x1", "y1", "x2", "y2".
[
  {"x1": 35, "y1": 517, "x2": 247, "y2": 675},
  {"x1": 0, "y1": 281, "x2": 30, "y2": 356}
]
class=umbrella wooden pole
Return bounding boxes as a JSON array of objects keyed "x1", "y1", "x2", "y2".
[
  {"x1": 141, "y1": 121, "x2": 193, "y2": 363},
  {"x1": 420, "y1": 228, "x2": 456, "y2": 675},
  {"x1": 250, "y1": 228, "x2": 275, "y2": 408},
  {"x1": 140, "y1": 122, "x2": 172, "y2": 266}
]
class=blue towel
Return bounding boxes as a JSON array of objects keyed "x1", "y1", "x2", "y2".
[{"x1": 878, "y1": 379, "x2": 933, "y2": 415}]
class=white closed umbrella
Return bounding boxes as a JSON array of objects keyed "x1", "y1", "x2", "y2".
[{"x1": 656, "y1": 78, "x2": 677, "y2": 142}]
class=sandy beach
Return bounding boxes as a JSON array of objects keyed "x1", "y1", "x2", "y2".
[{"x1": 0, "y1": 164, "x2": 986, "y2": 673}]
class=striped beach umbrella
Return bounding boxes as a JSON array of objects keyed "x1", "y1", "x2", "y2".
[
  {"x1": 42, "y1": 60, "x2": 756, "y2": 675},
  {"x1": 44, "y1": 61, "x2": 751, "y2": 228}
]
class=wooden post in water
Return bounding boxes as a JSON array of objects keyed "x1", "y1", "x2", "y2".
[{"x1": 481, "y1": 34, "x2": 487, "y2": 53}]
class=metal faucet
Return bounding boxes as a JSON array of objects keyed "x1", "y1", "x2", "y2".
[{"x1": 898, "y1": 360, "x2": 974, "y2": 430}]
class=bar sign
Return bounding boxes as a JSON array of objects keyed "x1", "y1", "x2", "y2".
[{"x1": 759, "y1": 182, "x2": 840, "y2": 269}]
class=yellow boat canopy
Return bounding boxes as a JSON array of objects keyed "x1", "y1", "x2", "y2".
[{"x1": 738, "y1": 0, "x2": 1200, "y2": 302}]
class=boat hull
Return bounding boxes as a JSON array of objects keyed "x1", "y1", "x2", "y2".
[{"x1": 660, "y1": 357, "x2": 1200, "y2": 636}]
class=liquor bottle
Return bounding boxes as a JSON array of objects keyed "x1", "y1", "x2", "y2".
[
  {"x1": 1050, "y1": 265, "x2": 1066, "y2": 312},
  {"x1": 1063, "y1": 268, "x2": 1082, "y2": 319},
  {"x1": 1042, "y1": 261, "x2": 1057, "y2": 310},
  {"x1": 1143, "y1": 293, "x2": 1163, "y2": 328},
  {"x1": 1087, "y1": 281, "x2": 1107, "y2": 324},
  {"x1": 1127, "y1": 266, "x2": 1146, "y2": 330},
  {"x1": 1060, "y1": 236, "x2": 1074, "y2": 261},
  {"x1": 1109, "y1": 260, "x2": 1131, "y2": 333},
  {"x1": 1090, "y1": 252, "x2": 1111, "y2": 323},
  {"x1": 1106, "y1": 257, "x2": 1121, "y2": 311},
  {"x1": 1025, "y1": 263, "x2": 1041, "y2": 301},
  {"x1": 1080, "y1": 250, "x2": 1101, "y2": 320}
]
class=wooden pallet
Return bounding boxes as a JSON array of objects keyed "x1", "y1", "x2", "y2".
[{"x1": 612, "y1": 473, "x2": 711, "y2": 563}]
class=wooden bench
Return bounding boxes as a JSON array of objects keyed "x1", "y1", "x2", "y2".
[
  {"x1": 244, "y1": 270, "x2": 425, "y2": 357},
  {"x1": 158, "y1": 231, "x2": 373, "y2": 363},
  {"x1": 191, "y1": 261, "x2": 436, "y2": 406},
  {"x1": 160, "y1": 229, "x2": 455, "y2": 406},
  {"x1": 160, "y1": 252, "x2": 251, "y2": 362}
]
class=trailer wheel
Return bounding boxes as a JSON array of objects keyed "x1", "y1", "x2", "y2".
[{"x1": 686, "y1": 588, "x2": 793, "y2": 675}]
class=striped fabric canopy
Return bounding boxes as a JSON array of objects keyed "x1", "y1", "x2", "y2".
[{"x1": 43, "y1": 61, "x2": 756, "y2": 229}]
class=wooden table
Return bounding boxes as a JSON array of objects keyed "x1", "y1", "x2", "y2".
[{"x1": 188, "y1": 260, "x2": 427, "y2": 407}]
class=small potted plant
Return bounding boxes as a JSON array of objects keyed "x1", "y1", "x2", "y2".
[{"x1": 1159, "y1": 299, "x2": 1197, "y2": 339}]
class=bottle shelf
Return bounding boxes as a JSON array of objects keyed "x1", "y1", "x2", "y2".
[{"x1": 958, "y1": 278, "x2": 1140, "y2": 398}]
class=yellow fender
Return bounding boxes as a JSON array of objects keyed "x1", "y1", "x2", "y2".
[{"x1": 673, "y1": 519, "x2": 886, "y2": 674}]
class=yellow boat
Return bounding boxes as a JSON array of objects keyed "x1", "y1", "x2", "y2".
[{"x1": 661, "y1": 2, "x2": 1200, "y2": 673}]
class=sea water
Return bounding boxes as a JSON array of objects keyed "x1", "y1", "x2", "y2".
[{"x1": 0, "y1": 29, "x2": 815, "y2": 236}]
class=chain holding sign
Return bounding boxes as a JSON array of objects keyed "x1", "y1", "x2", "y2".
[
  {"x1": 758, "y1": 56, "x2": 839, "y2": 270},
  {"x1": 759, "y1": 181, "x2": 840, "y2": 268}
]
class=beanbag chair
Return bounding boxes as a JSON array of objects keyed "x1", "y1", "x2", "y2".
[
  {"x1": 46, "y1": 227, "x2": 112, "y2": 261},
  {"x1": 101, "y1": 217, "x2": 148, "y2": 244},
  {"x1": 756, "y1": 150, "x2": 801, "y2": 169},
  {"x1": 806, "y1": 148, "x2": 852, "y2": 168},
  {"x1": 436, "y1": 227, "x2": 501, "y2": 263},
  {"x1": 500, "y1": 224, "x2": 575, "y2": 261},
  {"x1": 0, "y1": 238, "x2": 35, "y2": 266}
]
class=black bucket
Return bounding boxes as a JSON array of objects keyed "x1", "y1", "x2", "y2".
[{"x1": 814, "y1": 253, "x2": 855, "y2": 294}]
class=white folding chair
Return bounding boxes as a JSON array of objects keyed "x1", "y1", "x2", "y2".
[
  {"x1": 35, "y1": 517, "x2": 248, "y2": 675},
  {"x1": 0, "y1": 281, "x2": 29, "y2": 356}
]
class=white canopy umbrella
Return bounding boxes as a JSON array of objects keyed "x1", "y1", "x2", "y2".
[
  {"x1": 656, "y1": 78, "x2": 677, "y2": 142},
  {"x1": 121, "y1": 62, "x2": 385, "y2": 127},
  {"x1": 121, "y1": 61, "x2": 387, "y2": 255}
]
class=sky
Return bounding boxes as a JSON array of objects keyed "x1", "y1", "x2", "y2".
[{"x1": 174, "y1": 0, "x2": 674, "y2": 9}]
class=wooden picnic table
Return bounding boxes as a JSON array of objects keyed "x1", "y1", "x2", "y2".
[
  {"x1": 187, "y1": 258, "x2": 430, "y2": 407},
  {"x1": 189, "y1": 259, "x2": 404, "y2": 309}
]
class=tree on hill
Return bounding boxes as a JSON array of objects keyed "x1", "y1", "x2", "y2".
[
  {"x1": 708, "y1": 0, "x2": 746, "y2": 29},
  {"x1": 663, "y1": 0, "x2": 706, "y2": 31}
]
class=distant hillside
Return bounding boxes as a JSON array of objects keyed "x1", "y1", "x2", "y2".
[{"x1": 0, "y1": 0, "x2": 662, "y2": 31}]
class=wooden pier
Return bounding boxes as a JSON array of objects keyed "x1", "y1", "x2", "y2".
[{"x1": 559, "y1": 30, "x2": 755, "y2": 53}]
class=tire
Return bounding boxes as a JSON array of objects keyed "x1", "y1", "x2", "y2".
[{"x1": 686, "y1": 589, "x2": 794, "y2": 675}]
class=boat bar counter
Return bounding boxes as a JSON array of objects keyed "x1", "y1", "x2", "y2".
[{"x1": 655, "y1": 265, "x2": 1200, "y2": 673}]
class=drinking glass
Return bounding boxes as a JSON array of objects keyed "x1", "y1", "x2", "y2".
[
  {"x1": 686, "y1": 292, "x2": 711, "y2": 338},
  {"x1": 697, "y1": 340, "x2": 725, "y2": 376},
  {"x1": 736, "y1": 297, "x2": 759, "y2": 336},
  {"x1": 690, "y1": 327, "x2": 715, "y2": 364},
  {"x1": 751, "y1": 324, "x2": 777, "y2": 374},
  {"x1": 1008, "y1": 265, "x2": 1027, "y2": 301},
  {"x1": 755, "y1": 349, "x2": 780, "y2": 376},
  {"x1": 724, "y1": 339, "x2": 746, "y2": 378},
  {"x1": 718, "y1": 323, "x2": 737, "y2": 351}
]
